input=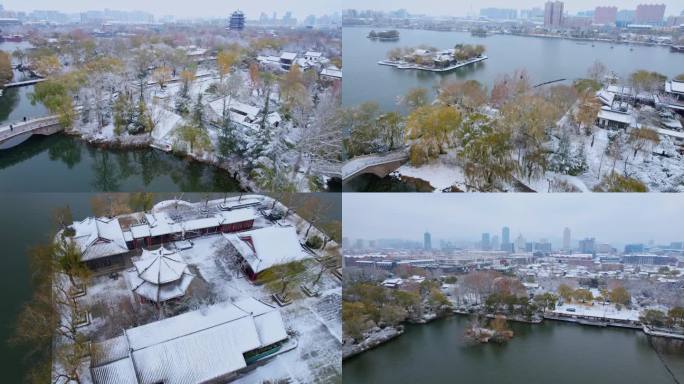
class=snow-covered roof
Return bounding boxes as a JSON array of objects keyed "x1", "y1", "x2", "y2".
[
  {"x1": 208, "y1": 98, "x2": 261, "y2": 122},
  {"x1": 597, "y1": 106, "x2": 634, "y2": 125},
  {"x1": 134, "y1": 248, "x2": 190, "y2": 284},
  {"x1": 665, "y1": 80, "x2": 684, "y2": 94},
  {"x1": 91, "y1": 298, "x2": 288, "y2": 384},
  {"x1": 596, "y1": 90, "x2": 615, "y2": 106},
  {"x1": 280, "y1": 52, "x2": 297, "y2": 61},
  {"x1": 70, "y1": 217, "x2": 129, "y2": 261},
  {"x1": 657, "y1": 128, "x2": 684, "y2": 140},
  {"x1": 304, "y1": 51, "x2": 322, "y2": 58},
  {"x1": 129, "y1": 208, "x2": 256, "y2": 240},
  {"x1": 321, "y1": 67, "x2": 342, "y2": 79},
  {"x1": 151, "y1": 107, "x2": 183, "y2": 142},
  {"x1": 224, "y1": 226, "x2": 311, "y2": 274},
  {"x1": 606, "y1": 85, "x2": 633, "y2": 95},
  {"x1": 127, "y1": 248, "x2": 194, "y2": 302}
]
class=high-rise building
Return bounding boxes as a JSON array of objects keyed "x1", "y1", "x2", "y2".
[
  {"x1": 491, "y1": 235, "x2": 500, "y2": 252},
  {"x1": 579, "y1": 238, "x2": 595, "y2": 254},
  {"x1": 229, "y1": 10, "x2": 245, "y2": 30},
  {"x1": 481, "y1": 233, "x2": 491, "y2": 250},
  {"x1": 594, "y1": 6, "x2": 618, "y2": 24},
  {"x1": 635, "y1": 4, "x2": 666, "y2": 25},
  {"x1": 544, "y1": 1, "x2": 564, "y2": 28},
  {"x1": 515, "y1": 235, "x2": 525, "y2": 253},
  {"x1": 501, "y1": 226, "x2": 510, "y2": 247},
  {"x1": 563, "y1": 227, "x2": 571, "y2": 251},
  {"x1": 424, "y1": 231, "x2": 432, "y2": 251},
  {"x1": 616, "y1": 9, "x2": 636, "y2": 27}
]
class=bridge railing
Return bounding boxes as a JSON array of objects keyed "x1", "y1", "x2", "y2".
[
  {"x1": 0, "y1": 115, "x2": 61, "y2": 141},
  {"x1": 342, "y1": 149, "x2": 410, "y2": 180}
]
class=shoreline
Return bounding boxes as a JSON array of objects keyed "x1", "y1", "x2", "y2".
[
  {"x1": 69, "y1": 130, "x2": 258, "y2": 192},
  {"x1": 378, "y1": 55, "x2": 488, "y2": 73},
  {"x1": 344, "y1": 310, "x2": 684, "y2": 361},
  {"x1": 347, "y1": 25, "x2": 678, "y2": 50}
]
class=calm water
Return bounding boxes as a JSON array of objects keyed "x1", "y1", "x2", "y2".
[
  {"x1": 1, "y1": 194, "x2": 95, "y2": 383},
  {"x1": 0, "y1": 134, "x2": 242, "y2": 191},
  {"x1": 343, "y1": 316, "x2": 684, "y2": 384},
  {"x1": 342, "y1": 27, "x2": 684, "y2": 111}
]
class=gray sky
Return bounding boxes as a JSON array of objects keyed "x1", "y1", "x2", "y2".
[
  {"x1": 6, "y1": 0, "x2": 341, "y2": 18},
  {"x1": 343, "y1": 0, "x2": 684, "y2": 17},
  {"x1": 343, "y1": 194, "x2": 684, "y2": 245}
]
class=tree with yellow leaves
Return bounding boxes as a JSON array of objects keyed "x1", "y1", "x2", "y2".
[{"x1": 406, "y1": 105, "x2": 462, "y2": 165}]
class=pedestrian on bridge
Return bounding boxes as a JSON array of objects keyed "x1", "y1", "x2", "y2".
[{"x1": 9, "y1": 124, "x2": 13, "y2": 132}]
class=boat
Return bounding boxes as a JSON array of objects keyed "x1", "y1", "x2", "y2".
[{"x1": 671, "y1": 45, "x2": 684, "y2": 53}]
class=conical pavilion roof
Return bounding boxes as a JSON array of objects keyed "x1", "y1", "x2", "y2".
[{"x1": 134, "y1": 248, "x2": 189, "y2": 284}]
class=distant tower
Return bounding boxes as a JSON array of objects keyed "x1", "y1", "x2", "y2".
[
  {"x1": 501, "y1": 226, "x2": 510, "y2": 250},
  {"x1": 229, "y1": 10, "x2": 245, "y2": 31},
  {"x1": 481, "y1": 233, "x2": 491, "y2": 251},
  {"x1": 563, "y1": 227, "x2": 571, "y2": 251},
  {"x1": 424, "y1": 231, "x2": 432, "y2": 251}
]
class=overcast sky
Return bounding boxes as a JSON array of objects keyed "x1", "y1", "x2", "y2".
[
  {"x1": 343, "y1": 194, "x2": 684, "y2": 245},
  {"x1": 344, "y1": 0, "x2": 684, "y2": 17},
  {"x1": 6, "y1": 0, "x2": 341, "y2": 18}
]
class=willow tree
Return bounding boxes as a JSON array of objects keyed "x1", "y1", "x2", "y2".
[
  {"x1": 0, "y1": 50, "x2": 12, "y2": 87},
  {"x1": 500, "y1": 94, "x2": 557, "y2": 180},
  {"x1": 437, "y1": 79, "x2": 487, "y2": 112},
  {"x1": 30, "y1": 71, "x2": 85, "y2": 130},
  {"x1": 458, "y1": 114, "x2": 516, "y2": 191},
  {"x1": 405, "y1": 105, "x2": 462, "y2": 166}
]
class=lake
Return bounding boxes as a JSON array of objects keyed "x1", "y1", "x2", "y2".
[
  {"x1": 0, "y1": 134, "x2": 243, "y2": 191},
  {"x1": 342, "y1": 27, "x2": 684, "y2": 111},
  {"x1": 343, "y1": 316, "x2": 684, "y2": 383}
]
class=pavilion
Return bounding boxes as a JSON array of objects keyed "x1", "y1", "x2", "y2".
[{"x1": 125, "y1": 248, "x2": 194, "y2": 303}]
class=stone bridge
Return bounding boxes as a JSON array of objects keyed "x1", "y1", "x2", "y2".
[
  {"x1": 0, "y1": 115, "x2": 63, "y2": 148},
  {"x1": 311, "y1": 161, "x2": 342, "y2": 179},
  {"x1": 342, "y1": 148, "x2": 410, "y2": 182}
]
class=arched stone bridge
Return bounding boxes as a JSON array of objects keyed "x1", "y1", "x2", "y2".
[
  {"x1": 0, "y1": 115, "x2": 63, "y2": 149},
  {"x1": 342, "y1": 148, "x2": 410, "y2": 182}
]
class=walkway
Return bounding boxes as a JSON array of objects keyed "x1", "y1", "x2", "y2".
[
  {"x1": 342, "y1": 148, "x2": 410, "y2": 181},
  {"x1": 4, "y1": 78, "x2": 46, "y2": 88},
  {"x1": 0, "y1": 115, "x2": 61, "y2": 144}
]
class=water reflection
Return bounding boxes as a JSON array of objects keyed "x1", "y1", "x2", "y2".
[{"x1": 0, "y1": 134, "x2": 243, "y2": 192}]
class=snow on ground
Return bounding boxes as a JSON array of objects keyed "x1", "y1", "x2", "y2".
[
  {"x1": 397, "y1": 157, "x2": 465, "y2": 192},
  {"x1": 553, "y1": 302, "x2": 641, "y2": 321},
  {"x1": 181, "y1": 234, "x2": 341, "y2": 383}
]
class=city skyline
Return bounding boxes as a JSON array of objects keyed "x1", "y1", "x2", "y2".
[
  {"x1": 343, "y1": 194, "x2": 684, "y2": 245},
  {"x1": 0, "y1": 0, "x2": 342, "y2": 19},
  {"x1": 343, "y1": 1, "x2": 684, "y2": 18}
]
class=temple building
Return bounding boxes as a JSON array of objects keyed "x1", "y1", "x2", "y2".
[
  {"x1": 90, "y1": 298, "x2": 290, "y2": 384},
  {"x1": 125, "y1": 248, "x2": 194, "y2": 303},
  {"x1": 225, "y1": 226, "x2": 312, "y2": 278}
]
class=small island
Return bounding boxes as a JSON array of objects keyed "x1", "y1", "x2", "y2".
[
  {"x1": 378, "y1": 44, "x2": 487, "y2": 72},
  {"x1": 367, "y1": 30, "x2": 400, "y2": 41}
]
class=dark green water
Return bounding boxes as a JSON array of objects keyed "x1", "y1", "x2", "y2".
[
  {"x1": 343, "y1": 316, "x2": 684, "y2": 384},
  {"x1": 342, "y1": 27, "x2": 684, "y2": 111},
  {"x1": 0, "y1": 134, "x2": 242, "y2": 191},
  {"x1": 1, "y1": 194, "x2": 94, "y2": 383}
]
